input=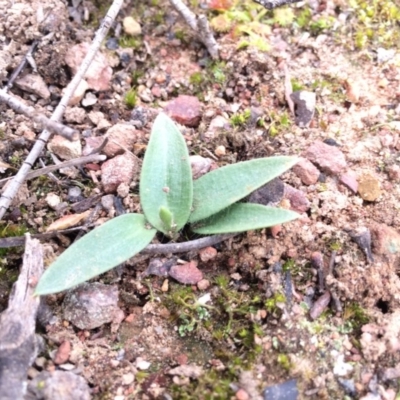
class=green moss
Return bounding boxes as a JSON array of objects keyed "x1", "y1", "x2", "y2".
[
  {"x1": 343, "y1": 302, "x2": 369, "y2": 330},
  {"x1": 0, "y1": 222, "x2": 28, "y2": 257},
  {"x1": 267, "y1": 111, "x2": 292, "y2": 137},
  {"x1": 124, "y1": 88, "x2": 137, "y2": 109},
  {"x1": 265, "y1": 292, "x2": 286, "y2": 314},
  {"x1": 119, "y1": 35, "x2": 142, "y2": 49},
  {"x1": 348, "y1": 0, "x2": 400, "y2": 49},
  {"x1": 230, "y1": 109, "x2": 251, "y2": 127},
  {"x1": 277, "y1": 353, "x2": 291, "y2": 371}
]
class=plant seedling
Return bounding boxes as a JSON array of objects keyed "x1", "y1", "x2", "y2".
[{"x1": 35, "y1": 113, "x2": 299, "y2": 295}]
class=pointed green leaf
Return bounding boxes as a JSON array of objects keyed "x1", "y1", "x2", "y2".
[
  {"x1": 192, "y1": 203, "x2": 299, "y2": 234},
  {"x1": 35, "y1": 214, "x2": 156, "y2": 295},
  {"x1": 189, "y1": 156, "x2": 298, "y2": 223},
  {"x1": 140, "y1": 113, "x2": 193, "y2": 236}
]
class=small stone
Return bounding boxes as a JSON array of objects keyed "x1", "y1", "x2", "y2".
[
  {"x1": 106, "y1": 37, "x2": 119, "y2": 50},
  {"x1": 81, "y1": 92, "x2": 97, "y2": 107},
  {"x1": 103, "y1": 124, "x2": 138, "y2": 157},
  {"x1": 53, "y1": 341, "x2": 71, "y2": 365},
  {"x1": 387, "y1": 165, "x2": 400, "y2": 182},
  {"x1": 45, "y1": 193, "x2": 61, "y2": 209},
  {"x1": 190, "y1": 155, "x2": 212, "y2": 179},
  {"x1": 358, "y1": 173, "x2": 381, "y2": 201},
  {"x1": 67, "y1": 79, "x2": 89, "y2": 106},
  {"x1": 339, "y1": 170, "x2": 359, "y2": 193},
  {"x1": 215, "y1": 145, "x2": 226, "y2": 157},
  {"x1": 236, "y1": 388, "x2": 250, "y2": 400},
  {"x1": 68, "y1": 186, "x2": 83, "y2": 203},
  {"x1": 309, "y1": 291, "x2": 331, "y2": 320},
  {"x1": 249, "y1": 178, "x2": 284, "y2": 205},
  {"x1": 169, "y1": 261, "x2": 203, "y2": 284},
  {"x1": 369, "y1": 223, "x2": 400, "y2": 256},
  {"x1": 284, "y1": 184, "x2": 310, "y2": 213},
  {"x1": 161, "y1": 279, "x2": 169, "y2": 292},
  {"x1": 101, "y1": 153, "x2": 138, "y2": 194},
  {"x1": 292, "y1": 157, "x2": 320, "y2": 185},
  {"x1": 64, "y1": 107, "x2": 86, "y2": 124},
  {"x1": 344, "y1": 79, "x2": 360, "y2": 103},
  {"x1": 136, "y1": 357, "x2": 151, "y2": 370},
  {"x1": 122, "y1": 372, "x2": 135, "y2": 385},
  {"x1": 263, "y1": 379, "x2": 298, "y2": 400},
  {"x1": 199, "y1": 247, "x2": 217, "y2": 262},
  {"x1": 48, "y1": 135, "x2": 82, "y2": 160},
  {"x1": 290, "y1": 91, "x2": 316, "y2": 128},
  {"x1": 304, "y1": 140, "x2": 347, "y2": 175},
  {"x1": 27, "y1": 371, "x2": 91, "y2": 400},
  {"x1": 123, "y1": 16, "x2": 142, "y2": 36},
  {"x1": 65, "y1": 43, "x2": 112, "y2": 92},
  {"x1": 63, "y1": 283, "x2": 121, "y2": 330},
  {"x1": 197, "y1": 279, "x2": 210, "y2": 291},
  {"x1": 164, "y1": 95, "x2": 202, "y2": 127},
  {"x1": 15, "y1": 74, "x2": 50, "y2": 99},
  {"x1": 82, "y1": 136, "x2": 103, "y2": 156}
]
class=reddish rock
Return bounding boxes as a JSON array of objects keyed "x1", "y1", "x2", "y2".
[
  {"x1": 65, "y1": 43, "x2": 112, "y2": 92},
  {"x1": 164, "y1": 95, "x2": 202, "y2": 127},
  {"x1": 101, "y1": 153, "x2": 137, "y2": 194},
  {"x1": 292, "y1": 157, "x2": 320, "y2": 185},
  {"x1": 284, "y1": 184, "x2": 310, "y2": 213},
  {"x1": 387, "y1": 165, "x2": 400, "y2": 182},
  {"x1": 304, "y1": 140, "x2": 347, "y2": 175},
  {"x1": 199, "y1": 247, "x2": 217, "y2": 262},
  {"x1": 54, "y1": 341, "x2": 71, "y2": 365},
  {"x1": 197, "y1": 279, "x2": 210, "y2": 290},
  {"x1": 169, "y1": 261, "x2": 203, "y2": 284},
  {"x1": 369, "y1": 223, "x2": 400, "y2": 257},
  {"x1": 103, "y1": 124, "x2": 138, "y2": 157},
  {"x1": 339, "y1": 170, "x2": 359, "y2": 193}
]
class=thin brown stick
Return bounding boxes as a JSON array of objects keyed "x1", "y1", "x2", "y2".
[
  {"x1": 0, "y1": 0, "x2": 123, "y2": 220},
  {"x1": 0, "y1": 154, "x2": 106, "y2": 188},
  {"x1": 0, "y1": 89, "x2": 79, "y2": 140}
]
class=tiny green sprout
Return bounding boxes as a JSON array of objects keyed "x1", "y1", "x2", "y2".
[
  {"x1": 159, "y1": 206, "x2": 175, "y2": 233},
  {"x1": 35, "y1": 113, "x2": 299, "y2": 295},
  {"x1": 124, "y1": 88, "x2": 137, "y2": 109}
]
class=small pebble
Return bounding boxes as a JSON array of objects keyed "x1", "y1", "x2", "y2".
[
  {"x1": 358, "y1": 173, "x2": 381, "y2": 201},
  {"x1": 215, "y1": 145, "x2": 226, "y2": 157},
  {"x1": 105, "y1": 37, "x2": 119, "y2": 50},
  {"x1": 123, "y1": 16, "x2": 142, "y2": 36}
]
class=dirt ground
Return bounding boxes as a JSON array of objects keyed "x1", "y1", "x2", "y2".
[{"x1": 1, "y1": 0, "x2": 400, "y2": 399}]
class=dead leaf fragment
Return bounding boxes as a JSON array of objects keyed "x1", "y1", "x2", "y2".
[{"x1": 46, "y1": 210, "x2": 91, "y2": 232}]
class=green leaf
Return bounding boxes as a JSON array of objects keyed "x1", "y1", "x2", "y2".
[
  {"x1": 192, "y1": 203, "x2": 299, "y2": 235},
  {"x1": 35, "y1": 214, "x2": 156, "y2": 295},
  {"x1": 189, "y1": 156, "x2": 298, "y2": 223},
  {"x1": 140, "y1": 113, "x2": 193, "y2": 236}
]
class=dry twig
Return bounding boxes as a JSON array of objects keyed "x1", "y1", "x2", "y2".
[
  {"x1": 0, "y1": 154, "x2": 106, "y2": 188},
  {"x1": 168, "y1": 0, "x2": 219, "y2": 59},
  {"x1": 0, "y1": 0, "x2": 123, "y2": 220},
  {"x1": 0, "y1": 89, "x2": 79, "y2": 140}
]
